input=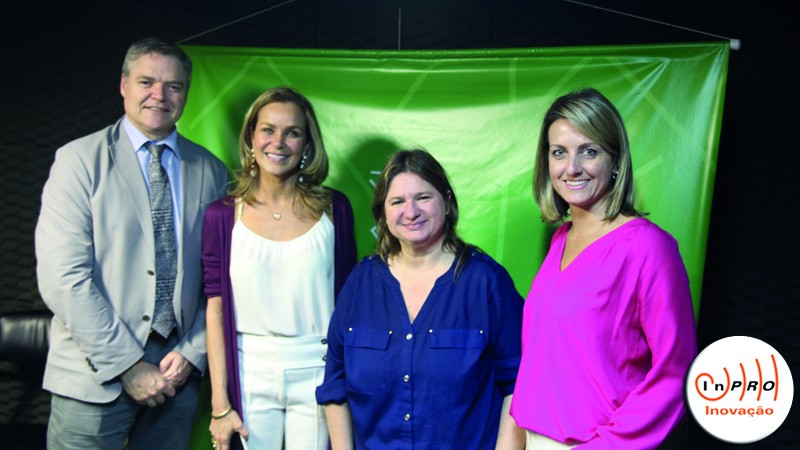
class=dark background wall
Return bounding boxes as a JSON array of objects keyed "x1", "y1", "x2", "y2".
[{"x1": 1, "y1": 1, "x2": 796, "y2": 448}]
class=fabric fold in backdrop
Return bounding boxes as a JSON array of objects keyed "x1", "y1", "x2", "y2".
[
  {"x1": 179, "y1": 41, "x2": 728, "y2": 450},
  {"x1": 180, "y1": 42, "x2": 729, "y2": 318}
]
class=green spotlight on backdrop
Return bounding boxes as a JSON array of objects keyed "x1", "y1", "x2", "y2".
[{"x1": 179, "y1": 42, "x2": 728, "y2": 448}]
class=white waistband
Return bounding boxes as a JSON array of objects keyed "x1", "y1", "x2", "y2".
[
  {"x1": 238, "y1": 333, "x2": 327, "y2": 368},
  {"x1": 525, "y1": 430, "x2": 578, "y2": 449}
]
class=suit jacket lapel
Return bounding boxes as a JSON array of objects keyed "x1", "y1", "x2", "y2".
[
  {"x1": 108, "y1": 121, "x2": 155, "y2": 262},
  {"x1": 177, "y1": 135, "x2": 199, "y2": 270}
]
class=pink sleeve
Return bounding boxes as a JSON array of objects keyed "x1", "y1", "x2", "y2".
[{"x1": 579, "y1": 230, "x2": 697, "y2": 450}]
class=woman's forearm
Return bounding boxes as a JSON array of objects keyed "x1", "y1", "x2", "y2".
[{"x1": 325, "y1": 402, "x2": 355, "y2": 450}]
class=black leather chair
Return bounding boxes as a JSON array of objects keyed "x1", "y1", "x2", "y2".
[
  {"x1": 0, "y1": 310, "x2": 52, "y2": 365},
  {"x1": 0, "y1": 310, "x2": 52, "y2": 449}
]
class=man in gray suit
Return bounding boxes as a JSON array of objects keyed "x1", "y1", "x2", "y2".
[{"x1": 35, "y1": 37, "x2": 228, "y2": 449}]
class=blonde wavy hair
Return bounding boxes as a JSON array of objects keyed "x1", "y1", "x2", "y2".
[{"x1": 229, "y1": 86, "x2": 331, "y2": 219}]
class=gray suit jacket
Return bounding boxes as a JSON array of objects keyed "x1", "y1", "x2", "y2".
[{"x1": 35, "y1": 118, "x2": 229, "y2": 403}]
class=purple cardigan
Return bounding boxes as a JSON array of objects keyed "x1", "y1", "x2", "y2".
[{"x1": 202, "y1": 188, "x2": 357, "y2": 426}]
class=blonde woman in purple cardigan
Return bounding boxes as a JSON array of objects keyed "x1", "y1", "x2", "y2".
[
  {"x1": 203, "y1": 87, "x2": 357, "y2": 450},
  {"x1": 510, "y1": 88, "x2": 697, "y2": 449}
]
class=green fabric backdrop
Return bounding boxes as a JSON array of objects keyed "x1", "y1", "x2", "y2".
[{"x1": 179, "y1": 42, "x2": 728, "y2": 447}]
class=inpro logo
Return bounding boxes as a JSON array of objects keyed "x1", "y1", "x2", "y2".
[{"x1": 686, "y1": 336, "x2": 794, "y2": 444}]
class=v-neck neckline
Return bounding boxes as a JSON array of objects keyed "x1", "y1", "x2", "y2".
[
  {"x1": 385, "y1": 255, "x2": 458, "y2": 326},
  {"x1": 557, "y1": 217, "x2": 644, "y2": 272}
]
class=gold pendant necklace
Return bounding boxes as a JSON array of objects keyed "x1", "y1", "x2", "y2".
[
  {"x1": 269, "y1": 195, "x2": 293, "y2": 220},
  {"x1": 271, "y1": 202, "x2": 287, "y2": 220}
]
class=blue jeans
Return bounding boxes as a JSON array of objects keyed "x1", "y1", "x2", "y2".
[{"x1": 47, "y1": 333, "x2": 200, "y2": 450}]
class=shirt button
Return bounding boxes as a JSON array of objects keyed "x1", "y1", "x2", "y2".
[
  {"x1": 405, "y1": 333, "x2": 413, "y2": 340},
  {"x1": 404, "y1": 413, "x2": 410, "y2": 421},
  {"x1": 146, "y1": 270, "x2": 155, "y2": 276},
  {"x1": 142, "y1": 315, "x2": 150, "y2": 322},
  {"x1": 320, "y1": 338, "x2": 327, "y2": 345},
  {"x1": 403, "y1": 374, "x2": 409, "y2": 382}
]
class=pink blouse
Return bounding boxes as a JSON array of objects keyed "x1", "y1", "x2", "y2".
[{"x1": 510, "y1": 218, "x2": 697, "y2": 450}]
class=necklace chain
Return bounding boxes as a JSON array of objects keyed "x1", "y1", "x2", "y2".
[
  {"x1": 258, "y1": 195, "x2": 293, "y2": 221},
  {"x1": 271, "y1": 200, "x2": 289, "y2": 220}
]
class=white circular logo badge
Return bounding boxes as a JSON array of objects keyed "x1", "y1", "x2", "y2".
[{"x1": 686, "y1": 336, "x2": 794, "y2": 443}]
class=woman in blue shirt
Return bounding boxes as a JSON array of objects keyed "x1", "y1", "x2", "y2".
[{"x1": 316, "y1": 149, "x2": 525, "y2": 449}]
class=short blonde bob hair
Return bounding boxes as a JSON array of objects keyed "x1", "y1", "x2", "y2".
[{"x1": 533, "y1": 87, "x2": 643, "y2": 223}]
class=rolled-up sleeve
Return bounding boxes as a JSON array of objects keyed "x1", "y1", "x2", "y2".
[
  {"x1": 488, "y1": 264, "x2": 524, "y2": 396},
  {"x1": 316, "y1": 274, "x2": 352, "y2": 405}
]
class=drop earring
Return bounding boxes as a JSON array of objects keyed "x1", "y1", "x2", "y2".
[
  {"x1": 298, "y1": 153, "x2": 308, "y2": 183},
  {"x1": 249, "y1": 148, "x2": 257, "y2": 178}
]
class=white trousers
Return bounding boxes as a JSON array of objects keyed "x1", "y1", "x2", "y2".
[
  {"x1": 526, "y1": 430, "x2": 578, "y2": 449},
  {"x1": 239, "y1": 334, "x2": 328, "y2": 450}
]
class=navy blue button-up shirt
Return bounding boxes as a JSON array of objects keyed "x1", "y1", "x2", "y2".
[{"x1": 316, "y1": 251, "x2": 523, "y2": 449}]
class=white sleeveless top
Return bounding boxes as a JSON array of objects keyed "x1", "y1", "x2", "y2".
[{"x1": 230, "y1": 206, "x2": 335, "y2": 337}]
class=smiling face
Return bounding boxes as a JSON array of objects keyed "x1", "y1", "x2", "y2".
[
  {"x1": 120, "y1": 53, "x2": 188, "y2": 141},
  {"x1": 251, "y1": 101, "x2": 308, "y2": 181},
  {"x1": 384, "y1": 172, "x2": 448, "y2": 253},
  {"x1": 548, "y1": 118, "x2": 616, "y2": 215}
]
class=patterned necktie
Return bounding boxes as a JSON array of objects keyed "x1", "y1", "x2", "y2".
[{"x1": 147, "y1": 142, "x2": 177, "y2": 338}]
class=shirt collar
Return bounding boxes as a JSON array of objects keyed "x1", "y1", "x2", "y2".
[{"x1": 122, "y1": 116, "x2": 181, "y2": 160}]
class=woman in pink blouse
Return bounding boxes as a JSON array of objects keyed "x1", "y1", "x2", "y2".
[{"x1": 510, "y1": 88, "x2": 697, "y2": 449}]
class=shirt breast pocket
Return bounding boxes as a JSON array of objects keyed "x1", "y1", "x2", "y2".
[
  {"x1": 344, "y1": 328, "x2": 391, "y2": 393},
  {"x1": 427, "y1": 329, "x2": 487, "y2": 396}
]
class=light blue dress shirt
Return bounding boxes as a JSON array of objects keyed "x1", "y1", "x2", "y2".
[{"x1": 122, "y1": 116, "x2": 183, "y2": 249}]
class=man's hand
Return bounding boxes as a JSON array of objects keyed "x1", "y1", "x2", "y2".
[
  {"x1": 120, "y1": 360, "x2": 176, "y2": 407},
  {"x1": 160, "y1": 350, "x2": 193, "y2": 387}
]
